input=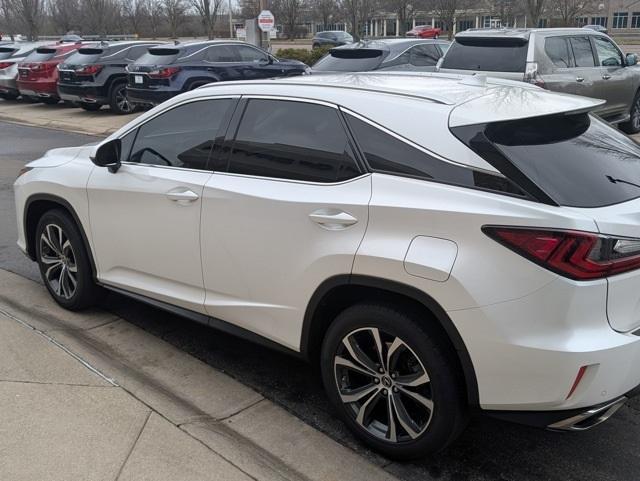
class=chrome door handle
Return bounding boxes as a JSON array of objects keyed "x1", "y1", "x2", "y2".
[
  {"x1": 166, "y1": 189, "x2": 199, "y2": 203},
  {"x1": 309, "y1": 209, "x2": 358, "y2": 229},
  {"x1": 576, "y1": 77, "x2": 584, "y2": 82},
  {"x1": 602, "y1": 74, "x2": 611, "y2": 80}
]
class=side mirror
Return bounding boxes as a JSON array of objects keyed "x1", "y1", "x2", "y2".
[
  {"x1": 627, "y1": 53, "x2": 638, "y2": 66},
  {"x1": 91, "y1": 138, "x2": 121, "y2": 173},
  {"x1": 259, "y1": 56, "x2": 273, "y2": 65}
]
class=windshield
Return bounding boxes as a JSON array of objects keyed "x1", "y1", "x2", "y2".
[
  {"x1": 23, "y1": 47, "x2": 57, "y2": 62},
  {"x1": 441, "y1": 38, "x2": 528, "y2": 72},
  {"x1": 135, "y1": 48, "x2": 180, "y2": 65},
  {"x1": 65, "y1": 49, "x2": 104, "y2": 65},
  {"x1": 0, "y1": 47, "x2": 17, "y2": 60},
  {"x1": 453, "y1": 113, "x2": 640, "y2": 207}
]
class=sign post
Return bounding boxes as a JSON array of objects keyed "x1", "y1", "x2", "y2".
[{"x1": 257, "y1": 10, "x2": 275, "y2": 49}]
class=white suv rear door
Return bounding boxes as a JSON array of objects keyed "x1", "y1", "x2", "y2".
[{"x1": 200, "y1": 98, "x2": 371, "y2": 350}]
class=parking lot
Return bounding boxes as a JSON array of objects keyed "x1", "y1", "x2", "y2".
[{"x1": 3, "y1": 105, "x2": 640, "y2": 480}]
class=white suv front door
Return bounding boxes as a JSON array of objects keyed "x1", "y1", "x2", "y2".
[
  {"x1": 200, "y1": 98, "x2": 371, "y2": 350},
  {"x1": 87, "y1": 97, "x2": 238, "y2": 313}
]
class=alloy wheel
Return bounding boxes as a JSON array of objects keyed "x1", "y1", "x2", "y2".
[
  {"x1": 633, "y1": 98, "x2": 640, "y2": 130},
  {"x1": 39, "y1": 223, "x2": 78, "y2": 300},
  {"x1": 115, "y1": 86, "x2": 133, "y2": 113},
  {"x1": 334, "y1": 327, "x2": 434, "y2": 443}
]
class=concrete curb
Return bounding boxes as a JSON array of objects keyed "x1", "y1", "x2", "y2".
[{"x1": 0, "y1": 268, "x2": 398, "y2": 481}]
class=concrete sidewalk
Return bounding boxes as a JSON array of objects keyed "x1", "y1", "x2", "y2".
[
  {"x1": 0, "y1": 268, "x2": 397, "y2": 481},
  {"x1": 0, "y1": 100, "x2": 137, "y2": 136}
]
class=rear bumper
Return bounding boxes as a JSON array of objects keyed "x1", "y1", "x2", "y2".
[
  {"x1": 126, "y1": 86, "x2": 177, "y2": 106},
  {"x1": 487, "y1": 391, "x2": 636, "y2": 430},
  {"x1": 58, "y1": 83, "x2": 108, "y2": 104},
  {"x1": 0, "y1": 76, "x2": 18, "y2": 94},
  {"x1": 17, "y1": 80, "x2": 59, "y2": 98}
]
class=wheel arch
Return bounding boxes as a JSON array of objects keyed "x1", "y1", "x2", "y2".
[
  {"x1": 301, "y1": 274, "x2": 479, "y2": 406},
  {"x1": 24, "y1": 194, "x2": 98, "y2": 281}
]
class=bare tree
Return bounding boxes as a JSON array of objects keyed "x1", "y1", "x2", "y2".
[
  {"x1": 272, "y1": 0, "x2": 304, "y2": 39},
  {"x1": 524, "y1": 0, "x2": 545, "y2": 27},
  {"x1": 83, "y1": 0, "x2": 122, "y2": 35},
  {"x1": 190, "y1": 0, "x2": 225, "y2": 39},
  {"x1": 6, "y1": 0, "x2": 45, "y2": 40},
  {"x1": 238, "y1": 0, "x2": 259, "y2": 18},
  {"x1": 0, "y1": 0, "x2": 16, "y2": 40},
  {"x1": 121, "y1": 0, "x2": 148, "y2": 34},
  {"x1": 163, "y1": 0, "x2": 186, "y2": 37},
  {"x1": 313, "y1": 0, "x2": 337, "y2": 30},
  {"x1": 340, "y1": 0, "x2": 378, "y2": 40},
  {"x1": 432, "y1": 0, "x2": 466, "y2": 39},
  {"x1": 145, "y1": 0, "x2": 165, "y2": 37},
  {"x1": 554, "y1": 0, "x2": 594, "y2": 26},
  {"x1": 386, "y1": 0, "x2": 426, "y2": 35}
]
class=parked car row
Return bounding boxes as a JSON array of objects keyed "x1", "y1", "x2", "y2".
[{"x1": 0, "y1": 39, "x2": 309, "y2": 113}]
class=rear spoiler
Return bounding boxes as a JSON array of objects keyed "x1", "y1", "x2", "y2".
[{"x1": 449, "y1": 86, "x2": 605, "y2": 127}]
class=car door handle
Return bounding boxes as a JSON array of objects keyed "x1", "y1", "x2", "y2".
[
  {"x1": 309, "y1": 209, "x2": 358, "y2": 229},
  {"x1": 576, "y1": 77, "x2": 584, "y2": 82},
  {"x1": 602, "y1": 74, "x2": 612, "y2": 80},
  {"x1": 166, "y1": 189, "x2": 199, "y2": 203}
]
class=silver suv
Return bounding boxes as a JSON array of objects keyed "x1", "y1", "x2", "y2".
[{"x1": 438, "y1": 28, "x2": 640, "y2": 133}]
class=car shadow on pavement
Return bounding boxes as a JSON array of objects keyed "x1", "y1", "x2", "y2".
[{"x1": 100, "y1": 291, "x2": 640, "y2": 481}]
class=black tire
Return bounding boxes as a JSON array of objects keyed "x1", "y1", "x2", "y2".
[
  {"x1": 108, "y1": 82, "x2": 137, "y2": 114},
  {"x1": 620, "y1": 90, "x2": 640, "y2": 134},
  {"x1": 41, "y1": 97, "x2": 60, "y2": 105},
  {"x1": 321, "y1": 303, "x2": 468, "y2": 460},
  {"x1": 21, "y1": 95, "x2": 38, "y2": 103},
  {"x1": 80, "y1": 102, "x2": 102, "y2": 111},
  {"x1": 1, "y1": 92, "x2": 18, "y2": 100},
  {"x1": 35, "y1": 209, "x2": 103, "y2": 311}
]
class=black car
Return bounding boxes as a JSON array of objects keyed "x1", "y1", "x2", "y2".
[
  {"x1": 312, "y1": 39, "x2": 450, "y2": 73},
  {"x1": 57, "y1": 41, "x2": 163, "y2": 114},
  {"x1": 126, "y1": 40, "x2": 308, "y2": 106},
  {"x1": 311, "y1": 31, "x2": 354, "y2": 49}
]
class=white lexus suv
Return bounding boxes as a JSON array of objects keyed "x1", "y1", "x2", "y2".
[{"x1": 14, "y1": 73, "x2": 640, "y2": 460}]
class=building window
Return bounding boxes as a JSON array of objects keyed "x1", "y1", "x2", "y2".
[
  {"x1": 458, "y1": 19, "x2": 473, "y2": 31},
  {"x1": 632, "y1": 12, "x2": 640, "y2": 28},
  {"x1": 575, "y1": 16, "x2": 588, "y2": 27},
  {"x1": 482, "y1": 16, "x2": 501, "y2": 28},
  {"x1": 613, "y1": 12, "x2": 629, "y2": 29},
  {"x1": 537, "y1": 18, "x2": 548, "y2": 27},
  {"x1": 590, "y1": 16, "x2": 608, "y2": 27}
]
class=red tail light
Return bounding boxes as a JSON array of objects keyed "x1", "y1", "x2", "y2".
[
  {"x1": 0, "y1": 61, "x2": 13, "y2": 70},
  {"x1": 29, "y1": 63, "x2": 56, "y2": 74},
  {"x1": 148, "y1": 66, "x2": 180, "y2": 79},
  {"x1": 75, "y1": 64, "x2": 103, "y2": 76},
  {"x1": 483, "y1": 226, "x2": 640, "y2": 280}
]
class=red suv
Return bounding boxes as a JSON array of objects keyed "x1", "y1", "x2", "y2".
[
  {"x1": 17, "y1": 42, "x2": 90, "y2": 104},
  {"x1": 406, "y1": 25, "x2": 442, "y2": 39}
]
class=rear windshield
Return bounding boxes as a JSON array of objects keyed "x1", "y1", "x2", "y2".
[
  {"x1": 313, "y1": 49, "x2": 385, "y2": 71},
  {"x1": 453, "y1": 113, "x2": 640, "y2": 207},
  {"x1": 135, "y1": 48, "x2": 180, "y2": 65},
  {"x1": 65, "y1": 49, "x2": 104, "y2": 64},
  {"x1": 0, "y1": 47, "x2": 17, "y2": 60},
  {"x1": 441, "y1": 38, "x2": 528, "y2": 72},
  {"x1": 24, "y1": 48, "x2": 57, "y2": 62}
]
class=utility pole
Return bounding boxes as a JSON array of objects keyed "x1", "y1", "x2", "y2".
[{"x1": 229, "y1": 0, "x2": 233, "y2": 38}]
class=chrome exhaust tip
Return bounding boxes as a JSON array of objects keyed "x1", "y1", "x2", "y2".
[{"x1": 548, "y1": 397, "x2": 627, "y2": 431}]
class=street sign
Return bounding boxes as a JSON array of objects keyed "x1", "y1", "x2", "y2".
[{"x1": 258, "y1": 10, "x2": 275, "y2": 32}]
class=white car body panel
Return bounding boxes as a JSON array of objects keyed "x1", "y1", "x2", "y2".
[{"x1": 16, "y1": 73, "x2": 640, "y2": 416}]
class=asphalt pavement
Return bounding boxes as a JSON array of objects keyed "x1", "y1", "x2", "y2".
[{"x1": 2, "y1": 120, "x2": 640, "y2": 481}]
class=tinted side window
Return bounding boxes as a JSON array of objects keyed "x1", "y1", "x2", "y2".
[
  {"x1": 206, "y1": 45, "x2": 238, "y2": 62},
  {"x1": 347, "y1": 114, "x2": 525, "y2": 196},
  {"x1": 128, "y1": 99, "x2": 234, "y2": 170},
  {"x1": 593, "y1": 36, "x2": 622, "y2": 66},
  {"x1": 544, "y1": 37, "x2": 573, "y2": 68},
  {"x1": 409, "y1": 44, "x2": 440, "y2": 66},
  {"x1": 231, "y1": 45, "x2": 268, "y2": 62},
  {"x1": 569, "y1": 37, "x2": 595, "y2": 67},
  {"x1": 228, "y1": 99, "x2": 361, "y2": 182}
]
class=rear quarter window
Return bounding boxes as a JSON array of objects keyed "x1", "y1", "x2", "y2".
[{"x1": 441, "y1": 38, "x2": 528, "y2": 72}]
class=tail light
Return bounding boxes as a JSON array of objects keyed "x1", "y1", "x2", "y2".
[
  {"x1": 0, "y1": 61, "x2": 13, "y2": 70},
  {"x1": 483, "y1": 226, "x2": 640, "y2": 280},
  {"x1": 28, "y1": 63, "x2": 56, "y2": 74},
  {"x1": 524, "y1": 61, "x2": 546, "y2": 89},
  {"x1": 75, "y1": 64, "x2": 103, "y2": 76},
  {"x1": 148, "y1": 66, "x2": 180, "y2": 79}
]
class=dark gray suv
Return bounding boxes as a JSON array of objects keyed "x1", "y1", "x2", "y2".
[{"x1": 438, "y1": 28, "x2": 640, "y2": 133}]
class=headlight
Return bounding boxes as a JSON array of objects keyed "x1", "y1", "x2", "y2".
[{"x1": 16, "y1": 166, "x2": 33, "y2": 180}]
